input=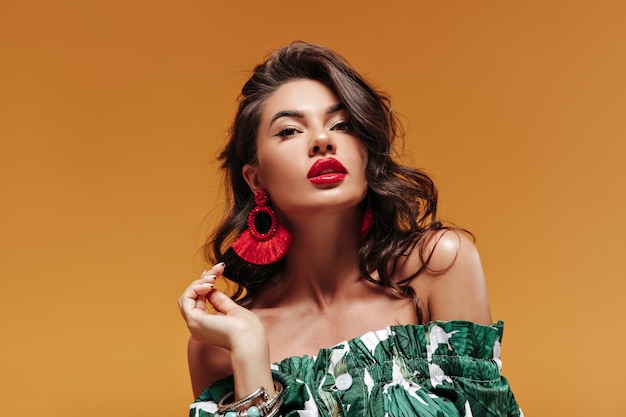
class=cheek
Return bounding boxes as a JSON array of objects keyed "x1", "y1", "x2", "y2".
[
  {"x1": 255, "y1": 149, "x2": 298, "y2": 186},
  {"x1": 352, "y1": 140, "x2": 368, "y2": 174}
]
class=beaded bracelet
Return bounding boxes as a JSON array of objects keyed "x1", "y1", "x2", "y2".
[{"x1": 215, "y1": 381, "x2": 283, "y2": 417}]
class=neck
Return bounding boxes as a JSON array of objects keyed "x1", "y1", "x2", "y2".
[{"x1": 270, "y1": 208, "x2": 366, "y2": 308}]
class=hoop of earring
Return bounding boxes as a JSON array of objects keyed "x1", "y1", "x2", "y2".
[{"x1": 231, "y1": 189, "x2": 292, "y2": 265}]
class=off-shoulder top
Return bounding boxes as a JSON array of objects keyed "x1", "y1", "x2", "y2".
[{"x1": 189, "y1": 320, "x2": 523, "y2": 417}]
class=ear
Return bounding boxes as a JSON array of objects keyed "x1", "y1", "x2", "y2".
[{"x1": 242, "y1": 163, "x2": 264, "y2": 192}]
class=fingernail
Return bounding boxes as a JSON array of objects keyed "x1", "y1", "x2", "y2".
[{"x1": 214, "y1": 262, "x2": 226, "y2": 268}]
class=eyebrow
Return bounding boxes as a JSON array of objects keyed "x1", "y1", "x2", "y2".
[{"x1": 269, "y1": 103, "x2": 347, "y2": 125}]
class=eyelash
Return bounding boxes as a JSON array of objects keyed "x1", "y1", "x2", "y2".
[
  {"x1": 331, "y1": 121, "x2": 351, "y2": 131},
  {"x1": 275, "y1": 127, "x2": 300, "y2": 138},
  {"x1": 274, "y1": 121, "x2": 351, "y2": 138}
]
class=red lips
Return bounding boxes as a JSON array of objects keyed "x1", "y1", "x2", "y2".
[{"x1": 307, "y1": 158, "x2": 348, "y2": 185}]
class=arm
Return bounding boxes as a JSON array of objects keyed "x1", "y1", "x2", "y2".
[
  {"x1": 179, "y1": 263, "x2": 275, "y2": 400},
  {"x1": 407, "y1": 232, "x2": 524, "y2": 415},
  {"x1": 188, "y1": 338, "x2": 231, "y2": 398},
  {"x1": 404, "y1": 230, "x2": 493, "y2": 325}
]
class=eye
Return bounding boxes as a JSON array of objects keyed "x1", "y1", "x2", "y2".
[
  {"x1": 275, "y1": 127, "x2": 300, "y2": 138},
  {"x1": 331, "y1": 121, "x2": 351, "y2": 132}
]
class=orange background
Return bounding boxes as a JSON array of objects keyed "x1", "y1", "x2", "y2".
[{"x1": 1, "y1": 1, "x2": 625, "y2": 416}]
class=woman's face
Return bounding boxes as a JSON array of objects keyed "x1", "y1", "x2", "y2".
[{"x1": 243, "y1": 79, "x2": 368, "y2": 220}]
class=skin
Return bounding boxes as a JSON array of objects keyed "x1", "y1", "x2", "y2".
[{"x1": 178, "y1": 79, "x2": 492, "y2": 400}]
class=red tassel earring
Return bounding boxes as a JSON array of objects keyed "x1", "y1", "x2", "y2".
[
  {"x1": 360, "y1": 200, "x2": 374, "y2": 239},
  {"x1": 232, "y1": 189, "x2": 292, "y2": 265}
]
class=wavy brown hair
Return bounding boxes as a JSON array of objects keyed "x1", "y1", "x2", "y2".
[{"x1": 206, "y1": 42, "x2": 444, "y2": 322}]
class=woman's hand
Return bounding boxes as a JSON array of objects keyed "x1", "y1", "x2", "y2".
[
  {"x1": 178, "y1": 263, "x2": 267, "y2": 354},
  {"x1": 179, "y1": 262, "x2": 275, "y2": 399}
]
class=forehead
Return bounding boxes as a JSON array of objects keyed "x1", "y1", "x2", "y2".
[{"x1": 262, "y1": 79, "x2": 341, "y2": 116}]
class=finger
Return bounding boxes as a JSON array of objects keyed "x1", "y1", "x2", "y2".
[
  {"x1": 178, "y1": 265, "x2": 223, "y2": 316},
  {"x1": 194, "y1": 286, "x2": 212, "y2": 310},
  {"x1": 202, "y1": 262, "x2": 226, "y2": 278},
  {"x1": 194, "y1": 272, "x2": 217, "y2": 310},
  {"x1": 193, "y1": 272, "x2": 218, "y2": 287},
  {"x1": 206, "y1": 289, "x2": 242, "y2": 315},
  {"x1": 179, "y1": 281, "x2": 215, "y2": 315},
  {"x1": 182, "y1": 280, "x2": 215, "y2": 300}
]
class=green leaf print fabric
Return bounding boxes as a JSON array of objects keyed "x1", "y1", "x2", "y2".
[{"x1": 189, "y1": 321, "x2": 522, "y2": 417}]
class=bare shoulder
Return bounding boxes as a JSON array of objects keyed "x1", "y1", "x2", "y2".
[
  {"x1": 187, "y1": 337, "x2": 232, "y2": 398},
  {"x1": 399, "y1": 229, "x2": 493, "y2": 325}
]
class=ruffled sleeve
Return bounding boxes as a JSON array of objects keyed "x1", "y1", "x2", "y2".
[{"x1": 188, "y1": 379, "x2": 232, "y2": 417}]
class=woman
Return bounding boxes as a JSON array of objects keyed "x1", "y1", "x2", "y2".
[{"x1": 179, "y1": 42, "x2": 522, "y2": 417}]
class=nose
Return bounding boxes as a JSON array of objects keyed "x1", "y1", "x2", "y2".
[{"x1": 309, "y1": 131, "x2": 336, "y2": 157}]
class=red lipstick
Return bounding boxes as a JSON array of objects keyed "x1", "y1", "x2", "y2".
[{"x1": 307, "y1": 158, "x2": 348, "y2": 185}]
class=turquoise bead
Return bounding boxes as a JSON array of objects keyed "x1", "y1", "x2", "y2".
[
  {"x1": 225, "y1": 412, "x2": 237, "y2": 417},
  {"x1": 247, "y1": 406, "x2": 261, "y2": 417}
]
